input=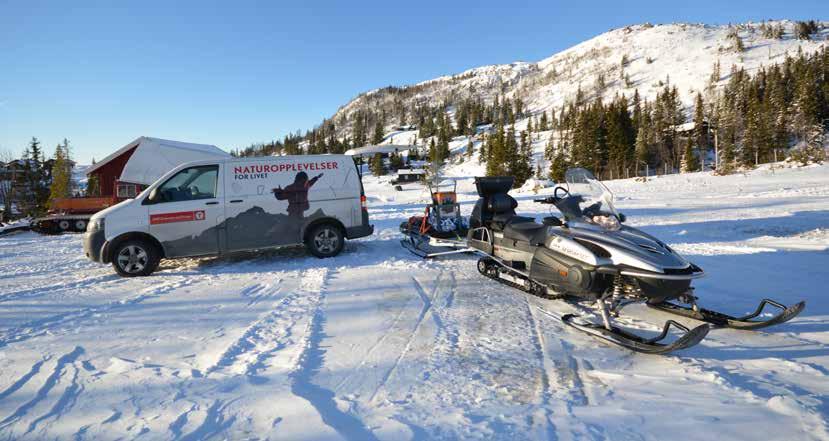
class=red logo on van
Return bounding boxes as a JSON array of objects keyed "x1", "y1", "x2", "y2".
[{"x1": 150, "y1": 210, "x2": 206, "y2": 225}]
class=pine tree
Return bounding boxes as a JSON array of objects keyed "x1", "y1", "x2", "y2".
[
  {"x1": 352, "y1": 113, "x2": 367, "y2": 147},
  {"x1": 549, "y1": 148, "x2": 568, "y2": 182},
  {"x1": 539, "y1": 111, "x2": 549, "y2": 131},
  {"x1": 371, "y1": 118, "x2": 384, "y2": 145},
  {"x1": 511, "y1": 130, "x2": 534, "y2": 188},
  {"x1": 634, "y1": 126, "x2": 649, "y2": 175},
  {"x1": 479, "y1": 134, "x2": 488, "y2": 163},
  {"x1": 23, "y1": 137, "x2": 48, "y2": 215},
  {"x1": 693, "y1": 92, "x2": 707, "y2": 168},
  {"x1": 369, "y1": 152, "x2": 386, "y2": 176},
  {"x1": 486, "y1": 124, "x2": 508, "y2": 176},
  {"x1": 466, "y1": 139, "x2": 474, "y2": 158},
  {"x1": 388, "y1": 150, "x2": 404, "y2": 171},
  {"x1": 681, "y1": 136, "x2": 699, "y2": 172}
]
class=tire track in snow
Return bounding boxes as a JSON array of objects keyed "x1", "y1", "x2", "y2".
[
  {"x1": 0, "y1": 276, "x2": 194, "y2": 349},
  {"x1": 0, "y1": 272, "x2": 121, "y2": 304},
  {"x1": 289, "y1": 267, "x2": 380, "y2": 441},
  {"x1": 206, "y1": 272, "x2": 311, "y2": 377},
  {"x1": 332, "y1": 280, "x2": 420, "y2": 394}
]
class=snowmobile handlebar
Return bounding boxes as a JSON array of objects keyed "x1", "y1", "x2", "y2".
[{"x1": 533, "y1": 196, "x2": 559, "y2": 204}]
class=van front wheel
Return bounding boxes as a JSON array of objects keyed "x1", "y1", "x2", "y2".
[
  {"x1": 306, "y1": 224, "x2": 344, "y2": 258},
  {"x1": 112, "y1": 239, "x2": 160, "y2": 277}
]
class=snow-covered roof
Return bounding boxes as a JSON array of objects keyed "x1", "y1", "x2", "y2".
[
  {"x1": 344, "y1": 144, "x2": 414, "y2": 157},
  {"x1": 397, "y1": 168, "x2": 426, "y2": 175},
  {"x1": 86, "y1": 137, "x2": 230, "y2": 185}
]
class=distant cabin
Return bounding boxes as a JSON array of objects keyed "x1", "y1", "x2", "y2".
[{"x1": 392, "y1": 168, "x2": 426, "y2": 184}]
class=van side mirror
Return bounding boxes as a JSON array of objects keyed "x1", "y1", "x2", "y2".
[
  {"x1": 618, "y1": 213, "x2": 626, "y2": 223},
  {"x1": 144, "y1": 188, "x2": 159, "y2": 205}
]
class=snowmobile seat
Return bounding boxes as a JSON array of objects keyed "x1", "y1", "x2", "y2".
[{"x1": 502, "y1": 218, "x2": 547, "y2": 243}]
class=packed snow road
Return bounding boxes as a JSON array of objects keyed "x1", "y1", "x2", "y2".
[{"x1": 1, "y1": 164, "x2": 828, "y2": 440}]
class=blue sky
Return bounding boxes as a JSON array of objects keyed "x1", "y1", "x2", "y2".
[{"x1": 0, "y1": 0, "x2": 825, "y2": 163}]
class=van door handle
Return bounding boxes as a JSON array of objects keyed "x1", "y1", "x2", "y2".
[
  {"x1": 205, "y1": 201, "x2": 219, "y2": 205},
  {"x1": 229, "y1": 199, "x2": 243, "y2": 203}
]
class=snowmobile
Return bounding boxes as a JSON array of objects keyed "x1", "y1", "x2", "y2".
[
  {"x1": 400, "y1": 179, "x2": 474, "y2": 258},
  {"x1": 467, "y1": 169, "x2": 805, "y2": 354}
]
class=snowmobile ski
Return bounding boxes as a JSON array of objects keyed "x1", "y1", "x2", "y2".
[
  {"x1": 478, "y1": 256, "x2": 706, "y2": 354},
  {"x1": 561, "y1": 314, "x2": 710, "y2": 354},
  {"x1": 648, "y1": 298, "x2": 805, "y2": 330}
]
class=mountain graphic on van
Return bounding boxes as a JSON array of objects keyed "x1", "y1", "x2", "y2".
[{"x1": 162, "y1": 205, "x2": 329, "y2": 256}]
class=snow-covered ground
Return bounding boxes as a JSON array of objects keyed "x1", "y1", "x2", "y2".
[{"x1": 1, "y1": 164, "x2": 828, "y2": 440}]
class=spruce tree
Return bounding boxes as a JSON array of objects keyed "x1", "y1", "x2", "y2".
[
  {"x1": 369, "y1": 152, "x2": 386, "y2": 176},
  {"x1": 549, "y1": 148, "x2": 568, "y2": 183},
  {"x1": 371, "y1": 119, "x2": 384, "y2": 145},
  {"x1": 511, "y1": 130, "x2": 534, "y2": 188},
  {"x1": 693, "y1": 92, "x2": 707, "y2": 168},
  {"x1": 634, "y1": 126, "x2": 650, "y2": 175},
  {"x1": 486, "y1": 124, "x2": 508, "y2": 176},
  {"x1": 681, "y1": 136, "x2": 699, "y2": 172}
]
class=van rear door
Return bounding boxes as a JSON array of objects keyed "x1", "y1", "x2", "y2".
[{"x1": 146, "y1": 164, "x2": 223, "y2": 257}]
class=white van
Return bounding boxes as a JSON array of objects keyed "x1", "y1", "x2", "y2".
[{"x1": 83, "y1": 155, "x2": 373, "y2": 276}]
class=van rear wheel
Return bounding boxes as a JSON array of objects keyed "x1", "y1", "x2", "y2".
[
  {"x1": 306, "y1": 224, "x2": 344, "y2": 258},
  {"x1": 112, "y1": 239, "x2": 160, "y2": 277}
]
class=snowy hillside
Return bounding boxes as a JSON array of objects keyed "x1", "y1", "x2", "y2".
[
  {"x1": 334, "y1": 20, "x2": 828, "y2": 126},
  {"x1": 1, "y1": 164, "x2": 828, "y2": 440}
]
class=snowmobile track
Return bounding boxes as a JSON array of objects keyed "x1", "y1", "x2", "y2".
[{"x1": 367, "y1": 273, "x2": 445, "y2": 404}]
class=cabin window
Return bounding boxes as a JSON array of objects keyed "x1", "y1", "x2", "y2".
[{"x1": 117, "y1": 184, "x2": 138, "y2": 198}]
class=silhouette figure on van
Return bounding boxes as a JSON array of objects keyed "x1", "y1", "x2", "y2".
[{"x1": 272, "y1": 172, "x2": 323, "y2": 218}]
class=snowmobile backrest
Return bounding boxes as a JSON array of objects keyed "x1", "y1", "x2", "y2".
[
  {"x1": 487, "y1": 193, "x2": 517, "y2": 214},
  {"x1": 475, "y1": 176, "x2": 514, "y2": 197},
  {"x1": 470, "y1": 176, "x2": 517, "y2": 229}
]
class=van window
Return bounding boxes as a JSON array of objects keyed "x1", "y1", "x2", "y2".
[{"x1": 156, "y1": 165, "x2": 219, "y2": 203}]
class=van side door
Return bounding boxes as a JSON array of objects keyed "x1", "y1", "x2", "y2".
[{"x1": 145, "y1": 164, "x2": 223, "y2": 258}]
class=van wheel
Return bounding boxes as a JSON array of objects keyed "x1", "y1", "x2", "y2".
[
  {"x1": 112, "y1": 239, "x2": 160, "y2": 277},
  {"x1": 306, "y1": 224, "x2": 344, "y2": 258}
]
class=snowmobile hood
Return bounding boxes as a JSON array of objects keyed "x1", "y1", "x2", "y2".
[{"x1": 565, "y1": 224, "x2": 689, "y2": 273}]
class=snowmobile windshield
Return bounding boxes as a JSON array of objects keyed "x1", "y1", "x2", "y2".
[{"x1": 558, "y1": 168, "x2": 621, "y2": 230}]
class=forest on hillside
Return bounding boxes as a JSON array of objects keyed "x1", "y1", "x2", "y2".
[{"x1": 233, "y1": 24, "x2": 827, "y2": 187}]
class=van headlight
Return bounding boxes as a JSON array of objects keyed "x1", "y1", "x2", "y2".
[{"x1": 87, "y1": 218, "x2": 105, "y2": 233}]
